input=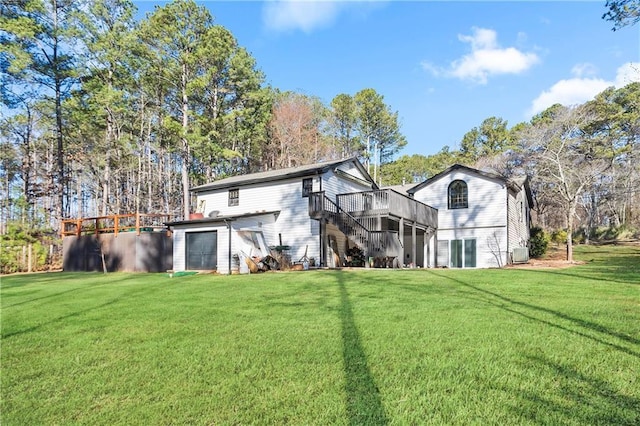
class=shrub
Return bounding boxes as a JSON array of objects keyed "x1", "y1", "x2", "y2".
[
  {"x1": 0, "y1": 223, "x2": 50, "y2": 274},
  {"x1": 586, "y1": 225, "x2": 638, "y2": 243},
  {"x1": 572, "y1": 231, "x2": 585, "y2": 244},
  {"x1": 551, "y1": 229, "x2": 567, "y2": 245},
  {"x1": 529, "y1": 227, "x2": 550, "y2": 258},
  {"x1": 616, "y1": 225, "x2": 636, "y2": 241}
]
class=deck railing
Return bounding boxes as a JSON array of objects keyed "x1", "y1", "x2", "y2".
[
  {"x1": 369, "y1": 230, "x2": 403, "y2": 258},
  {"x1": 309, "y1": 192, "x2": 402, "y2": 258},
  {"x1": 61, "y1": 213, "x2": 173, "y2": 237},
  {"x1": 336, "y1": 189, "x2": 437, "y2": 228}
]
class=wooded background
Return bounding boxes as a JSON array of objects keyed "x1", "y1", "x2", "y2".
[{"x1": 2, "y1": 0, "x2": 639, "y2": 272}]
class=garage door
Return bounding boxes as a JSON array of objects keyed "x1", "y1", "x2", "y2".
[{"x1": 186, "y1": 231, "x2": 217, "y2": 270}]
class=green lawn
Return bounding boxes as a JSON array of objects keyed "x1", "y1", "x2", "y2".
[{"x1": 2, "y1": 245, "x2": 639, "y2": 425}]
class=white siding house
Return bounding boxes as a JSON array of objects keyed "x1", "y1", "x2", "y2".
[
  {"x1": 168, "y1": 160, "x2": 530, "y2": 273},
  {"x1": 407, "y1": 165, "x2": 533, "y2": 268},
  {"x1": 168, "y1": 158, "x2": 378, "y2": 274}
]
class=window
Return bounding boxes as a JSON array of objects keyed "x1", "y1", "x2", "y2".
[
  {"x1": 228, "y1": 188, "x2": 239, "y2": 206},
  {"x1": 448, "y1": 180, "x2": 468, "y2": 209},
  {"x1": 302, "y1": 178, "x2": 313, "y2": 198},
  {"x1": 451, "y1": 239, "x2": 463, "y2": 268},
  {"x1": 464, "y1": 239, "x2": 476, "y2": 267}
]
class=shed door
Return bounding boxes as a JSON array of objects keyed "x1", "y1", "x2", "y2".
[{"x1": 186, "y1": 231, "x2": 217, "y2": 270}]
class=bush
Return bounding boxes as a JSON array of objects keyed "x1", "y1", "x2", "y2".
[
  {"x1": 0, "y1": 223, "x2": 50, "y2": 274},
  {"x1": 529, "y1": 227, "x2": 550, "y2": 258},
  {"x1": 345, "y1": 245, "x2": 365, "y2": 267},
  {"x1": 551, "y1": 229, "x2": 567, "y2": 245},
  {"x1": 583, "y1": 225, "x2": 639, "y2": 243}
]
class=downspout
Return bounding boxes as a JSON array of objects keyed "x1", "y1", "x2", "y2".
[{"x1": 224, "y1": 219, "x2": 232, "y2": 275}]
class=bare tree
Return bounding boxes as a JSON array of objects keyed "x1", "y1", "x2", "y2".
[
  {"x1": 267, "y1": 92, "x2": 333, "y2": 169},
  {"x1": 487, "y1": 232, "x2": 504, "y2": 268},
  {"x1": 521, "y1": 104, "x2": 615, "y2": 261}
]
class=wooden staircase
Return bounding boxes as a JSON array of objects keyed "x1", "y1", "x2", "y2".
[{"x1": 309, "y1": 192, "x2": 402, "y2": 259}]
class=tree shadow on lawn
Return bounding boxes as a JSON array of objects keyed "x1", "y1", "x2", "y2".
[
  {"x1": 427, "y1": 270, "x2": 640, "y2": 359},
  {"x1": 526, "y1": 255, "x2": 640, "y2": 286},
  {"x1": 336, "y1": 273, "x2": 388, "y2": 425},
  {"x1": 1, "y1": 273, "x2": 137, "y2": 309},
  {"x1": 501, "y1": 353, "x2": 640, "y2": 425},
  {"x1": 2, "y1": 282, "x2": 157, "y2": 340}
]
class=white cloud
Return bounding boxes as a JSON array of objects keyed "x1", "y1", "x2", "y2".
[
  {"x1": 528, "y1": 62, "x2": 640, "y2": 116},
  {"x1": 423, "y1": 27, "x2": 539, "y2": 84},
  {"x1": 615, "y1": 62, "x2": 640, "y2": 86},
  {"x1": 459, "y1": 27, "x2": 497, "y2": 51},
  {"x1": 262, "y1": 1, "x2": 344, "y2": 33},
  {"x1": 528, "y1": 78, "x2": 611, "y2": 117},
  {"x1": 571, "y1": 63, "x2": 598, "y2": 78}
]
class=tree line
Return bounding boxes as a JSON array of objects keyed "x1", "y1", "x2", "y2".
[
  {"x1": 1, "y1": 0, "x2": 638, "y2": 271},
  {"x1": 381, "y1": 82, "x2": 640, "y2": 260},
  {"x1": 1, "y1": 0, "x2": 405, "y2": 232}
]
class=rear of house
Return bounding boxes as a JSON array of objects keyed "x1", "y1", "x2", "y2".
[
  {"x1": 168, "y1": 160, "x2": 528, "y2": 273},
  {"x1": 168, "y1": 158, "x2": 377, "y2": 274},
  {"x1": 408, "y1": 165, "x2": 532, "y2": 268}
]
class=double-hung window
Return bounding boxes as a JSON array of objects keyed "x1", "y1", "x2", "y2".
[
  {"x1": 302, "y1": 178, "x2": 313, "y2": 198},
  {"x1": 228, "y1": 188, "x2": 239, "y2": 206}
]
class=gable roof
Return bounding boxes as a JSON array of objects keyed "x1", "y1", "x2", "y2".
[
  {"x1": 408, "y1": 164, "x2": 534, "y2": 206},
  {"x1": 192, "y1": 157, "x2": 375, "y2": 193},
  {"x1": 381, "y1": 183, "x2": 414, "y2": 195}
]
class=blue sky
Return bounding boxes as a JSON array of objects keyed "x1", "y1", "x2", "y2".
[{"x1": 135, "y1": 1, "x2": 640, "y2": 156}]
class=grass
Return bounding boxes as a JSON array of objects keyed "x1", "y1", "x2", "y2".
[{"x1": 1, "y1": 244, "x2": 639, "y2": 425}]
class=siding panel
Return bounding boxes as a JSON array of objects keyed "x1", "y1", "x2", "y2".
[
  {"x1": 507, "y1": 187, "x2": 531, "y2": 260},
  {"x1": 413, "y1": 171, "x2": 507, "y2": 229},
  {"x1": 416, "y1": 170, "x2": 510, "y2": 268}
]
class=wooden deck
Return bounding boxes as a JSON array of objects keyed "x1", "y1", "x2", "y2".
[
  {"x1": 61, "y1": 214, "x2": 174, "y2": 237},
  {"x1": 311, "y1": 189, "x2": 437, "y2": 230},
  {"x1": 309, "y1": 190, "x2": 437, "y2": 264}
]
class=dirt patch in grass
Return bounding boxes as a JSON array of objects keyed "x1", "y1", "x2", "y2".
[
  {"x1": 510, "y1": 240, "x2": 640, "y2": 269},
  {"x1": 508, "y1": 244, "x2": 583, "y2": 269},
  {"x1": 508, "y1": 259, "x2": 584, "y2": 269}
]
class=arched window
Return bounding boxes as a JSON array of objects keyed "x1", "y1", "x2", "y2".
[{"x1": 448, "y1": 180, "x2": 468, "y2": 209}]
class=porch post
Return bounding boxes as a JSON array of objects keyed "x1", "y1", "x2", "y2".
[
  {"x1": 399, "y1": 217, "x2": 404, "y2": 257},
  {"x1": 321, "y1": 219, "x2": 327, "y2": 267},
  {"x1": 411, "y1": 222, "x2": 417, "y2": 268}
]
